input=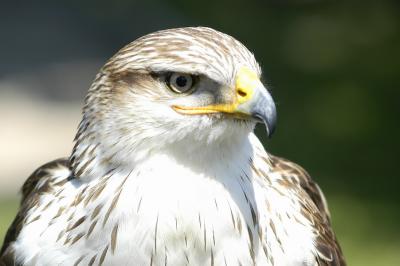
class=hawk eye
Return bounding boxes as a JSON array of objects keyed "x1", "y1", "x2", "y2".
[{"x1": 167, "y1": 73, "x2": 194, "y2": 93}]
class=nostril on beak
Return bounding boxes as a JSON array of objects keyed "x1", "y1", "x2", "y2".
[{"x1": 237, "y1": 88, "x2": 247, "y2": 98}]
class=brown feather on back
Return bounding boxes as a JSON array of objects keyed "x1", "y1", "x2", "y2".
[
  {"x1": 268, "y1": 155, "x2": 346, "y2": 266},
  {"x1": 0, "y1": 158, "x2": 70, "y2": 264}
]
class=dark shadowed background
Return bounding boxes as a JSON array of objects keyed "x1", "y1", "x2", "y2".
[{"x1": 1, "y1": 0, "x2": 399, "y2": 265}]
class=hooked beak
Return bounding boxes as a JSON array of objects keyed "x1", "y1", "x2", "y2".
[{"x1": 172, "y1": 67, "x2": 277, "y2": 137}]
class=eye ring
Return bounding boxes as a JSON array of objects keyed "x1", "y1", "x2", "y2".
[{"x1": 167, "y1": 73, "x2": 195, "y2": 94}]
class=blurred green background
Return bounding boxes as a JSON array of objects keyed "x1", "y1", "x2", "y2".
[{"x1": 1, "y1": 0, "x2": 399, "y2": 265}]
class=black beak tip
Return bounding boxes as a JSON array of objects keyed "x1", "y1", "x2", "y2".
[
  {"x1": 250, "y1": 88, "x2": 277, "y2": 139},
  {"x1": 253, "y1": 113, "x2": 276, "y2": 139},
  {"x1": 265, "y1": 125, "x2": 275, "y2": 139},
  {"x1": 263, "y1": 119, "x2": 276, "y2": 139},
  {"x1": 266, "y1": 122, "x2": 275, "y2": 139},
  {"x1": 266, "y1": 113, "x2": 277, "y2": 138}
]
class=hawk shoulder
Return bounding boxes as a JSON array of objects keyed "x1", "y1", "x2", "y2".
[
  {"x1": 0, "y1": 158, "x2": 70, "y2": 264},
  {"x1": 267, "y1": 155, "x2": 346, "y2": 266}
]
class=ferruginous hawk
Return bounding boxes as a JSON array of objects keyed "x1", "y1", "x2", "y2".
[{"x1": 0, "y1": 27, "x2": 345, "y2": 266}]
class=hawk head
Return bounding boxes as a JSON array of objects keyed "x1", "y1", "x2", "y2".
[{"x1": 71, "y1": 27, "x2": 276, "y2": 177}]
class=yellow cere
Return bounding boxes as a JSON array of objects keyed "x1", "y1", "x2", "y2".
[{"x1": 235, "y1": 66, "x2": 258, "y2": 104}]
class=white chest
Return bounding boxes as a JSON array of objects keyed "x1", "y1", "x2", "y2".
[
  {"x1": 14, "y1": 150, "x2": 317, "y2": 266},
  {"x1": 109, "y1": 154, "x2": 263, "y2": 266}
]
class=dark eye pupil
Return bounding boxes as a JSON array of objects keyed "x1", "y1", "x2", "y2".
[{"x1": 176, "y1": 76, "x2": 187, "y2": 87}]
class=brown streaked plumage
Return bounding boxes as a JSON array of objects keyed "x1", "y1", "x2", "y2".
[
  {"x1": 1, "y1": 158, "x2": 69, "y2": 265},
  {"x1": 1, "y1": 27, "x2": 345, "y2": 265},
  {"x1": 269, "y1": 155, "x2": 346, "y2": 265}
]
